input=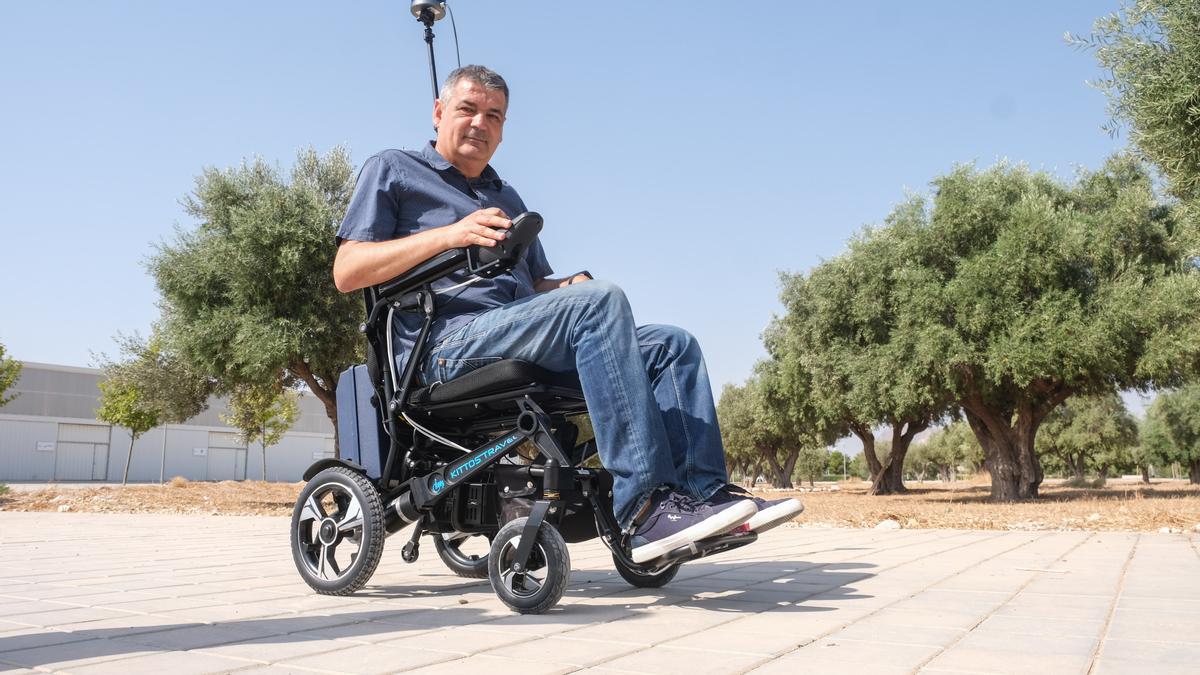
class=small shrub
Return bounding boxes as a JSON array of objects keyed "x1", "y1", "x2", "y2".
[
  {"x1": 0, "y1": 483, "x2": 9, "y2": 497},
  {"x1": 168, "y1": 476, "x2": 189, "y2": 488}
]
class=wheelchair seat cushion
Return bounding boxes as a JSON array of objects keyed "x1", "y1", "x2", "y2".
[{"x1": 410, "y1": 359, "x2": 582, "y2": 405}]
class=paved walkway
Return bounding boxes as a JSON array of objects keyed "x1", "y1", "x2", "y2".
[{"x1": 0, "y1": 513, "x2": 1197, "y2": 674}]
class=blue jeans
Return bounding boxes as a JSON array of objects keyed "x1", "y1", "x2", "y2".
[{"x1": 419, "y1": 280, "x2": 728, "y2": 528}]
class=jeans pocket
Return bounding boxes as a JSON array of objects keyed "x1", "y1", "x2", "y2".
[{"x1": 438, "y1": 356, "x2": 503, "y2": 383}]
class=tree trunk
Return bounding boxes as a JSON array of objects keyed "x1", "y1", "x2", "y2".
[
  {"x1": 1140, "y1": 464, "x2": 1150, "y2": 484},
  {"x1": 261, "y1": 424, "x2": 268, "y2": 481},
  {"x1": 962, "y1": 400, "x2": 1051, "y2": 501},
  {"x1": 1190, "y1": 459, "x2": 1200, "y2": 485},
  {"x1": 122, "y1": 434, "x2": 136, "y2": 485},
  {"x1": 868, "y1": 420, "x2": 927, "y2": 496},
  {"x1": 291, "y1": 361, "x2": 340, "y2": 458},
  {"x1": 1096, "y1": 464, "x2": 1109, "y2": 488},
  {"x1": 850, "y1": 423, "x2": 882, "y2": 482},
  {"x1": 1071, "y1": 454, "x2": 1087, "y2": 484}
]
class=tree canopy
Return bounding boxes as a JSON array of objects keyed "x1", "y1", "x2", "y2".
[
  {"x1": 95, "y1": 376, "x2": 160, "y2": 484},
  {"x1": 1080, "y1": 0, "x2": 1200, "y2": 203},
  {"x1": 222, "y1": 382, "x2": 300, "y2": 481},
  {"x1": 771, "y1": 155, "x2": 1199, "y2": 501},
  {"x1": 150, "y1": 147, "x2": 362, "y2": 449},
  {"x1": 1144, "y1": 383, "x2": 1200, "y2": 483},
  {"x1": 0, "y1": 342, "x2": 21, "y2": 407},
  {"x1": 1036, "y1": 393, "x2": 1138, "y2": 486}
]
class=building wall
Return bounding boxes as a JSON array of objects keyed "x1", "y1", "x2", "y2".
[{"x1": 0, "y1": 362, "x2": 336, "y2": 483}]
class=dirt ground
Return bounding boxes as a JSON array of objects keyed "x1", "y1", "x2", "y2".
[
  {"x1": 779, "y1": 476, "x2": 1200, "y2": 533},
  {"x1": 2, "y1": 476, "x2": 1199, "y2": 533}
]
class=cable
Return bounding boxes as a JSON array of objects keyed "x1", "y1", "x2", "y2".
[
  {"x1": 445, "y1": 0, "x2": 462, "y2": 68},
  {"x1": 403, "y1": 411, "x2": 472, "y2": 453}
]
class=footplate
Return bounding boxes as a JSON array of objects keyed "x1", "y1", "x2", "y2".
[{"x1": 658, "y1": 530, "x2": 757, "y2": 565}]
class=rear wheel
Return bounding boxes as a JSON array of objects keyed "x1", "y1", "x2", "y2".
[
  {"x1": 290, "y1": 467, "x2": 385, "y2": 595},
  {"x1": 433, "y1": 532, "x2": 491, "y2": 579}
]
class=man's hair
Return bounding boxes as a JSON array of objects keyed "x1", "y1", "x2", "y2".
[{"x1": 439, "y1": 65, "x2": 509, "y2": 107}]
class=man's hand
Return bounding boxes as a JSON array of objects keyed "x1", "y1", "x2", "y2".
[
  {"x1": 441, "y1": 207, "x2": 511, "y2": 248},
  {"x1": 533, "y1": 273, "x2": 592, "y2": 293}
]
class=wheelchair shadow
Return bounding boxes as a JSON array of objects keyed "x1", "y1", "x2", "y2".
[
  {"x1": 0, "y1": 559, "x2": 876, "y2": 668},
  {"x1": 564, "y1": 558, "x2": 878, "y2": 614}
]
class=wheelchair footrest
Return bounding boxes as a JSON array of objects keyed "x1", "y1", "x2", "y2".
[{"x1": 657, "y1": 530, "x2": 758, "y2": 565}]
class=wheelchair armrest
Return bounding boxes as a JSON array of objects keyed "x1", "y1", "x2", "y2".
[{"x1": 374, "y1": 248, "x2": 469, "y2": 301}]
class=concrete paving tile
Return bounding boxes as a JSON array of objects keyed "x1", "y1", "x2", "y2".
[
  {"x1": 0, "y1": 600, "x2": 74, "y2": 618},
  {"x1": 66, "y1": 650, "x2": 258, "y2": 674},
  {"x1": 404, "y1": 653, "x2": 576, "y2": 675},
  {"x1": 379, "y1": 625, "x2": 529, "y2": 654},
  {"x1": 924, "y1": 632, "x2": 1097, "y2": 674},
  {"x1": 483, "y1": 634, "x2": 645, "y2": 667},
  {"x1": 0, "y1": 606, "x2": 139, "y2": 628},
  {"x1": 598, "y1": 644, "x2": 768, "y2": 674},
  {"x1": 975, "y1": 614, "x2": 1104, "y2": 639},
  {"x1": 193, "y1": 631, "x2": 358, "y2": 664},
  {"x1": 0, "y1": 628, "x2": 116, "y2": 656},
  {"x1": 0, "y1": 637, "x2": 158, "y2": 670},
  {"x1": 114, "y1": 623, "x2": 285, "y2": 651},
  {"x1": 276, "y1": 641, "x2": 458, "y2": 673},
  {"x1": 832, "y1": 621, "x2": 965, "y2": 648},
  {"x1": 1092, "y1": 657, "x2": 1199, "y2": 675},
  {"x1": 659, "y1": 625, "x2": 812, "y2": 656},
  {"x1": 1097, "y1": 637, "x2": 1200, "y2": 664},
  {"x1": 1108, "y1": 608, "x2": 1200, "y2": 644}
]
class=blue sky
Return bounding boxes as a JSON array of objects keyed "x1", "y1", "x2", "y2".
[{"x1": 0, "y1": 1, "x2": 1131, "y2": 408}]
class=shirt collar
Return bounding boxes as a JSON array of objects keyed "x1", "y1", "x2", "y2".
[{"x1": 421, "y1": 141, "x2": 503, "y2": 190}]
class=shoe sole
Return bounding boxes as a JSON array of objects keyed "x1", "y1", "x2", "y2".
[
  {"x1": 748, "y1": 499, "x2": 804, "y2": 533},
  {"x1": 631, "y1": 501, "x2": 756, "y2": 564}
]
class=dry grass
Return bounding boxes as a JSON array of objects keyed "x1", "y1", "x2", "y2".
[
  {"x1": 2, "y1": 476, "x2": 1199, "y2": 532},
  {"x1": 0, "y1": 481, "x2": 302, "y2": 516},
  {"x1": 772, "y1": 477, "x2": 1200, "y2": 532}
]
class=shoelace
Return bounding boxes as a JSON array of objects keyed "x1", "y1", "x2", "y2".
[{"x1": 658, "y1": 490, "x2": 704, "y2": 514}]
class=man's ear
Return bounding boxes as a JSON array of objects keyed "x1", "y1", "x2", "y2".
[{"x1": 432, "y1": 98, "x2": 444, "y2": 129}]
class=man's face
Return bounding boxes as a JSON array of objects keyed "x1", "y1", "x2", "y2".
[{"x1": 433, "y1": 78, "x2": 507, "y2": 175}]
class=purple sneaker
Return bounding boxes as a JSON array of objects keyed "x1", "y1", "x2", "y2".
[
  {"x1": 629, "y1": 488, "x2": 756, "y2": 564},
  {"x1": 708, "y1": 484, "x2": 804, "y2": 533}
]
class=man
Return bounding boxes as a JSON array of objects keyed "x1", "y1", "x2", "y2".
[{"x1": 333, "y1": 65, "x2": 801, "y2": 564}]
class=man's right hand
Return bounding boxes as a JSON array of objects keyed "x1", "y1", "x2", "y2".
[{"x1": 442, "y1": 208, "x2": 511, "y2": 249}]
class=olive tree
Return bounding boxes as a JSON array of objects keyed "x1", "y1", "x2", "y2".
[
  {"x1": 1078, "y1": 0, "x2": 1200, "y2": 203},
  {"x1": 776, "y1": 212, "x2": 955, "y2": 495},
  {"x1": 1037, "y1": 393, "x2": 1138, "y2": 486},
  {"x1": 150, "y1": 148, "x2": 362, "y2": 453},
  {"x1": 1145, "y1": 383, "x2": 1200, "y2": 483}
]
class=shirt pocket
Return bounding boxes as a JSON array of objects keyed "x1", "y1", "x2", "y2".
[{"x1": 438, "y1": 356, "x2": 503, "y2": 383}]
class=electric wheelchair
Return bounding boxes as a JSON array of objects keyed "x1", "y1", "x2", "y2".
[{"x1": 289, "y1": 213, "x2": 755, "y2": 613}]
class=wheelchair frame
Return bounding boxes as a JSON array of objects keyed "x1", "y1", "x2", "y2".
[{"x1": 290, "y1": 220, "x2": 754, "y2": 613}]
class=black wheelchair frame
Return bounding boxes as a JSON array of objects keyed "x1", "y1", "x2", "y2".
[{"x1": 289, "y1": 213, "x2": 754, "y2": 613}]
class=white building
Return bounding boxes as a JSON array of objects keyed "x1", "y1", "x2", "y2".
[{"x1": 0, "y1": 361, "x2": 335, "y2": 483}]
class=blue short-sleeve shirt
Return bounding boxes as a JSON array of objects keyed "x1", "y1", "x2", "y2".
[{"x1": 337, "y1": 142, "x2": 553, "y2": 372}]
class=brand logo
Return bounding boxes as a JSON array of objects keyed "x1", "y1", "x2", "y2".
[
  {"x1": 667, "y1": 514, "x2": 682, "y2": 522},
  {"x1": 448, "y1": 434, "x2": 519, "y2": 480},
  {"x1": 430, "y1": 478, "x2": 445, "y2": 494}
]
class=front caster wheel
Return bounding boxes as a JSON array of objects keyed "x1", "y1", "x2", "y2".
[
  {"x1": 434, "y1": 532, "x2": 491, "y2": 579},
  {"x1": 290, "y1": 467, "x2": 385, "y2": 595},
  {"x1": 612, "y1": 553, "x2": 680, "y2": 588},
  {"x1": 488, "y1": 517, "x2": 570, "y2": 614}
]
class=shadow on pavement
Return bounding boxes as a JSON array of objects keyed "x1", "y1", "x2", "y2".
[{"x1": 0, "y1": 558, "x2": 877, "y2": 668}]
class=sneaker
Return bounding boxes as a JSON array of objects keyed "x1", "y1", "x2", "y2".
[
  {"x1": 708, "y1": 484, "x2": 804, "y2": 533},
  {"x1": 628, "y1": 488, "x2": 756, "y2": 564}
]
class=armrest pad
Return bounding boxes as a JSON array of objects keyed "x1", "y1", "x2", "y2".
[{"x1": 374, "y1": 248, "x2": 469, "y2": 300}]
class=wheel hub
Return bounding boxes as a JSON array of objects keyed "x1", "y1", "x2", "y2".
[{"x1": 319, "y1": 518, "x2": 338, "y2": 545}]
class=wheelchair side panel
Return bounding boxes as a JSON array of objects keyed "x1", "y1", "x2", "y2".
[{"x1": 336, "y1": 364, "x2": 389, "y2": 480}]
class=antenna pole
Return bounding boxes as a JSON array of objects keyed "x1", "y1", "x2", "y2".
[{"x1": 419, "y1": 9, "x2": 439, "y2": 101}]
